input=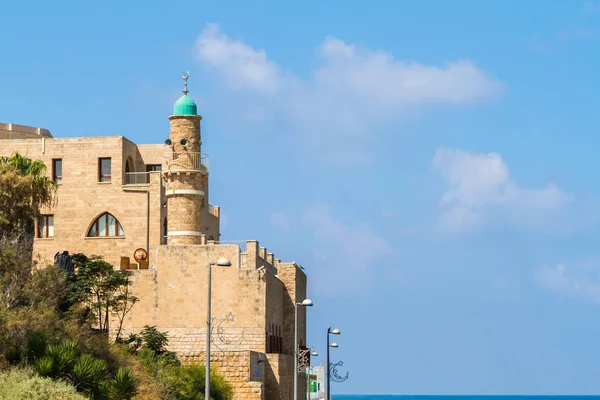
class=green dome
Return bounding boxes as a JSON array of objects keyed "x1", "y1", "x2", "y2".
[{"x1": 173, "y1": 95, "x2": 197, "y2": 116}]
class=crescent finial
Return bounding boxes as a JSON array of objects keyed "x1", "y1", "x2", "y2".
[{"x1": 181, "y1": 71, "x2": 190, "y2": 95}]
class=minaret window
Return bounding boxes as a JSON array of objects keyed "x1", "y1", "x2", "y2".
[{"x1": 87, "y1": 212, "x2": 124, "y2": 237}]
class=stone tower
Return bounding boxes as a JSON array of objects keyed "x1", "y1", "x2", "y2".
[{"x1": 164, "y1": 74, "x2": 207, "y2": 245}]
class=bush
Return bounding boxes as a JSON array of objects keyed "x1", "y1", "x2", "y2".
[
  {"x1": 139, "y1": 325, "x2": 169, "y2": 354},
  {"x1": 0, "y1": 368, "x2": 87, "y2": 400},
  {"x1": 109, "y1": 368, "x2": 137, "y2": 400},
  {"x1": 139, "y1": 350, "x2": 232, "y2": 400}
]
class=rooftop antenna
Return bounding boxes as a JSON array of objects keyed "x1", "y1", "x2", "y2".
[{"x1": 182, "y1": 71, "x2": 190, "y2": 95}]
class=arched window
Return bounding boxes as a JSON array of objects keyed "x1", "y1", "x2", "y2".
[{"x1": 87, "y1": 212, "x2": 125, "y2": 237}]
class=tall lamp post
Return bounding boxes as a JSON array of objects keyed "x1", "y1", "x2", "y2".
[
  {"x1": 205, "y1": 257, "x2": 232, "y2": 400},
  {"x1": 294, "y1": 299, "x2": 313, "y2": 400},
  {"x1": 326, "y1": 327, "x2": 340, "y2": 400}
]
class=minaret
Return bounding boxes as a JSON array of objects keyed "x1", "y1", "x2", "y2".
[{"x1": 164, "y1": 72, "x2": 207, "y2": 245}]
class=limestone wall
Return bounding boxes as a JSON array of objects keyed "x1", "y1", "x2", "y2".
[
  {"x1": 179, "y1": 351, "x2": 264, "y2": 400},
  {"x1": 0, "y1": 136, "x2": 163, "y2": 266},
  {"x1": 0, "y1": 136, "x2": 221, "y2": 266},
  {"x1": 278, "y1": 262, "x2": 308, "y2": 354},
  {"x1": 265, "y1": 353, "x2": 296, "y2": 400},
  {"x1": 123, "y1": 244, "x2": 269, "y2": 352},
  {"x1": 0, "y1": 122, "x2": 52, "y2": 139}
]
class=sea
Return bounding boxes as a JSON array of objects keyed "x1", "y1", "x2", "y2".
[{"x1": 333, "y1": 397, "x2": 600, "y2": 400}]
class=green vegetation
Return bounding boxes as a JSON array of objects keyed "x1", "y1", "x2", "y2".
[
  {"x1": 0, "y1": 153, "x2": 233, "y2": 399},
  {"x1": 0, "y1": 153, "x2": 56, "y2": 254},
  {"x1": 0, "y1": 368, "x2": 87, "y2": 400}
]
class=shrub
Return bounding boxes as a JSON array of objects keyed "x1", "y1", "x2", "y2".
[
  {"x1": 71, "y1": 353, "x2": 110, "y2": 400},
  {"x1": 0, "y1": 368, "x2": 86, "y2": 400},
  {"x1": 26, "y1": 331, "x2": 47, "y2": 363},
  {"x1": 109, "y1": 367, "x2": 137, "y2": 400},
  {"x1": 140, "y1": 325, "x2": 169, "y2": 354}
]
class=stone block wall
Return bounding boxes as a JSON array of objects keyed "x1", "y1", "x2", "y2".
[
  {"x1": 278, "y1": 263, "x2": 308, "y2": 354},
  {"x1": 265, "y1": 353, "x2": 297, "y2": 400},
  {"x1": 122, "y1": 244, "x2": 269, "y2": 352},
  {"x1": 179, "y1": 351, "x2": 264, "y2": 400},
  {"x1": 0, "y1": 135, "x2": 222, "y2": 266},
  {"x1": 0, "y1": 136, "x2": 166, "y2": 267}
]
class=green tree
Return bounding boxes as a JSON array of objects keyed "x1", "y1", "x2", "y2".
[
  {"x1": 111, "y1": 275, "x2": 138, "y2": 342},
  {"x1": 0, "y1": 154, "x2": 57, "y2": 314},
  {"x1": 67, "y1": 254, "x2": 135, "y2": 333},
  {"x1": 0, "y1": 153, "x2": 56, "y2": 252}
]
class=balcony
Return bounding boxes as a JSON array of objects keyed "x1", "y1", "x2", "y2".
[
  {"x1": 125, "y1": 172, "x2": 150, "y2": 185},
  {"x1": 164, "y1": 152, "x2": 209, "y2": 173}
]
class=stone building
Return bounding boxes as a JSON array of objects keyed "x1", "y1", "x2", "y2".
[{"x1": 0, "y1": 78, "x2": 309, "y2": 400}]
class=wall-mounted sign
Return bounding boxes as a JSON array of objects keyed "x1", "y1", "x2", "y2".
[{"x1": 133, "y1": 248, "x2": 148, "y2": 263}]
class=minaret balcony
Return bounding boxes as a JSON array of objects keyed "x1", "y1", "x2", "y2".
[{"x1": 164, "y1": 152, "x2": 209, "y2": 174}]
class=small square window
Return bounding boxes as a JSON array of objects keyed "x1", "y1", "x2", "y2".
[
  {"x1": 52, "y1": 159, "x2": 62, "y2": 184},
  {"x1": 38, "y1": 215, "x2": 54, "y2": 238},
  {"x1": 99, "y1": 158, "x2": 111, "y2": 182}
]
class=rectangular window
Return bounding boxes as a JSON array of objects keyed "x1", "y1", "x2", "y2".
[
  {"x1": 146, "y1": 164, "x2": 162, "y2": 172},
  {"x1": 38, "y1": 215, "x2": 54, "y2": 238},
  {"x1": 52, "y1": 159, "x2": 62, "y2": 184},
  {"x1": 99, "y1": 158, "x2": 111, "y2": 182}
]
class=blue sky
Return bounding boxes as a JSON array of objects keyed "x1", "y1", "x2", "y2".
[{"x1": 4, "y1": 0, "x2": 600, "y2": 395}]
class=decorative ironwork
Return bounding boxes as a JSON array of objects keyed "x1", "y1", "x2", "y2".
[
  {"x1": 329, "y1": 360, "x2": 349, "y2": 383},
  {"x1": 297, "y1": 346, "x2": 316, "y2": 371},
  {"x1": 210, "y1": 312, "x2": 244, "y2": 351}
]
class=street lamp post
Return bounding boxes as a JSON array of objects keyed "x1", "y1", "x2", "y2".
[
  {"x1": 205, "y1": 257, "x2": 231, "y2": 400},
  {"x1": 294, "y1": 299, "x2": 313, "y2": 400},
  {"x1": 326, "y1": 327, "x2": 340, "y2": 400}
]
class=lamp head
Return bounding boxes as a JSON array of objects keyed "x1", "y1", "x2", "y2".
[
  {"x1": 216, "y1": 257, "x2": 232, "y2": 267},
  {"x1": 331, "y1": 328, "x2": 341, "y2": 335},
  {"x1": 311, "y1": 351, "x2": 318, "y2": 356},
  {"x1": 300, "y1": 298, "x2": 313, "y2": 307},
  {"x1": 330, "y1": 343, "x2": 338, "y2": 348}
]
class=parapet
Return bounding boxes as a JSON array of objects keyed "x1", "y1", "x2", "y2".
[
  {"x1": 202, "y1": 239, "x2": 301, "y2": 277},
  {"x1": 0, "y1": 122, "x2": 53, "y2": 139}
]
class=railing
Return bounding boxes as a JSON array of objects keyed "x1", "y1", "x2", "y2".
[
  {"x1": 165, "y1": 152, "x2": 209, "y2": 172},
  {"x1": 125, "y1": 172, "x2": 150, "y2": 185}
]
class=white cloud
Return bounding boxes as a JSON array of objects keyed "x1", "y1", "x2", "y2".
[
  {"x1": 536, "y1": 263, "x2": 600, "y2": 304},
  {"x1": 269, "y1": 204, "x2": 391, "y2": 296},
  {"x1": 194, "y1": 24, "x2": 281, "y2": 93},
  {"x1": 432, "y1": 148, "x2": 573, "y2": 231},
  {"x1": 193, "y1": 24, "x2": 504, "y2": 163},
  {"x1": 301, "y1": 204, "x2": 391, "y2": 295}
]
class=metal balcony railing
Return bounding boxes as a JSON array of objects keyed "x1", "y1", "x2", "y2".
[
  {"x1": 165, "y1": 152, "x2": 209, "y2": 172},
  {"x1": 125, "y1": 172, "x2": 150, "y2": 185}
]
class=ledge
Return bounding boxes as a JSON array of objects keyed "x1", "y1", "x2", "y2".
[{"x1": 84, "y1": 236, "x2": 126, "y2": 240}]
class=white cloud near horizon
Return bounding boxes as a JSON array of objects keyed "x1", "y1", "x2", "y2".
[
  {"x1": 193, "y1": 23, "x2": 504, "y2": 163},
  {"x1": 535, "y1": 263, "x2": 600, "y2": 304},
  {"x1": 432, "y1": 148, "x2": 573, "y2": 231},
  {"x1": 269, "y1": 205, "x2": 391, "y2": 296}
]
